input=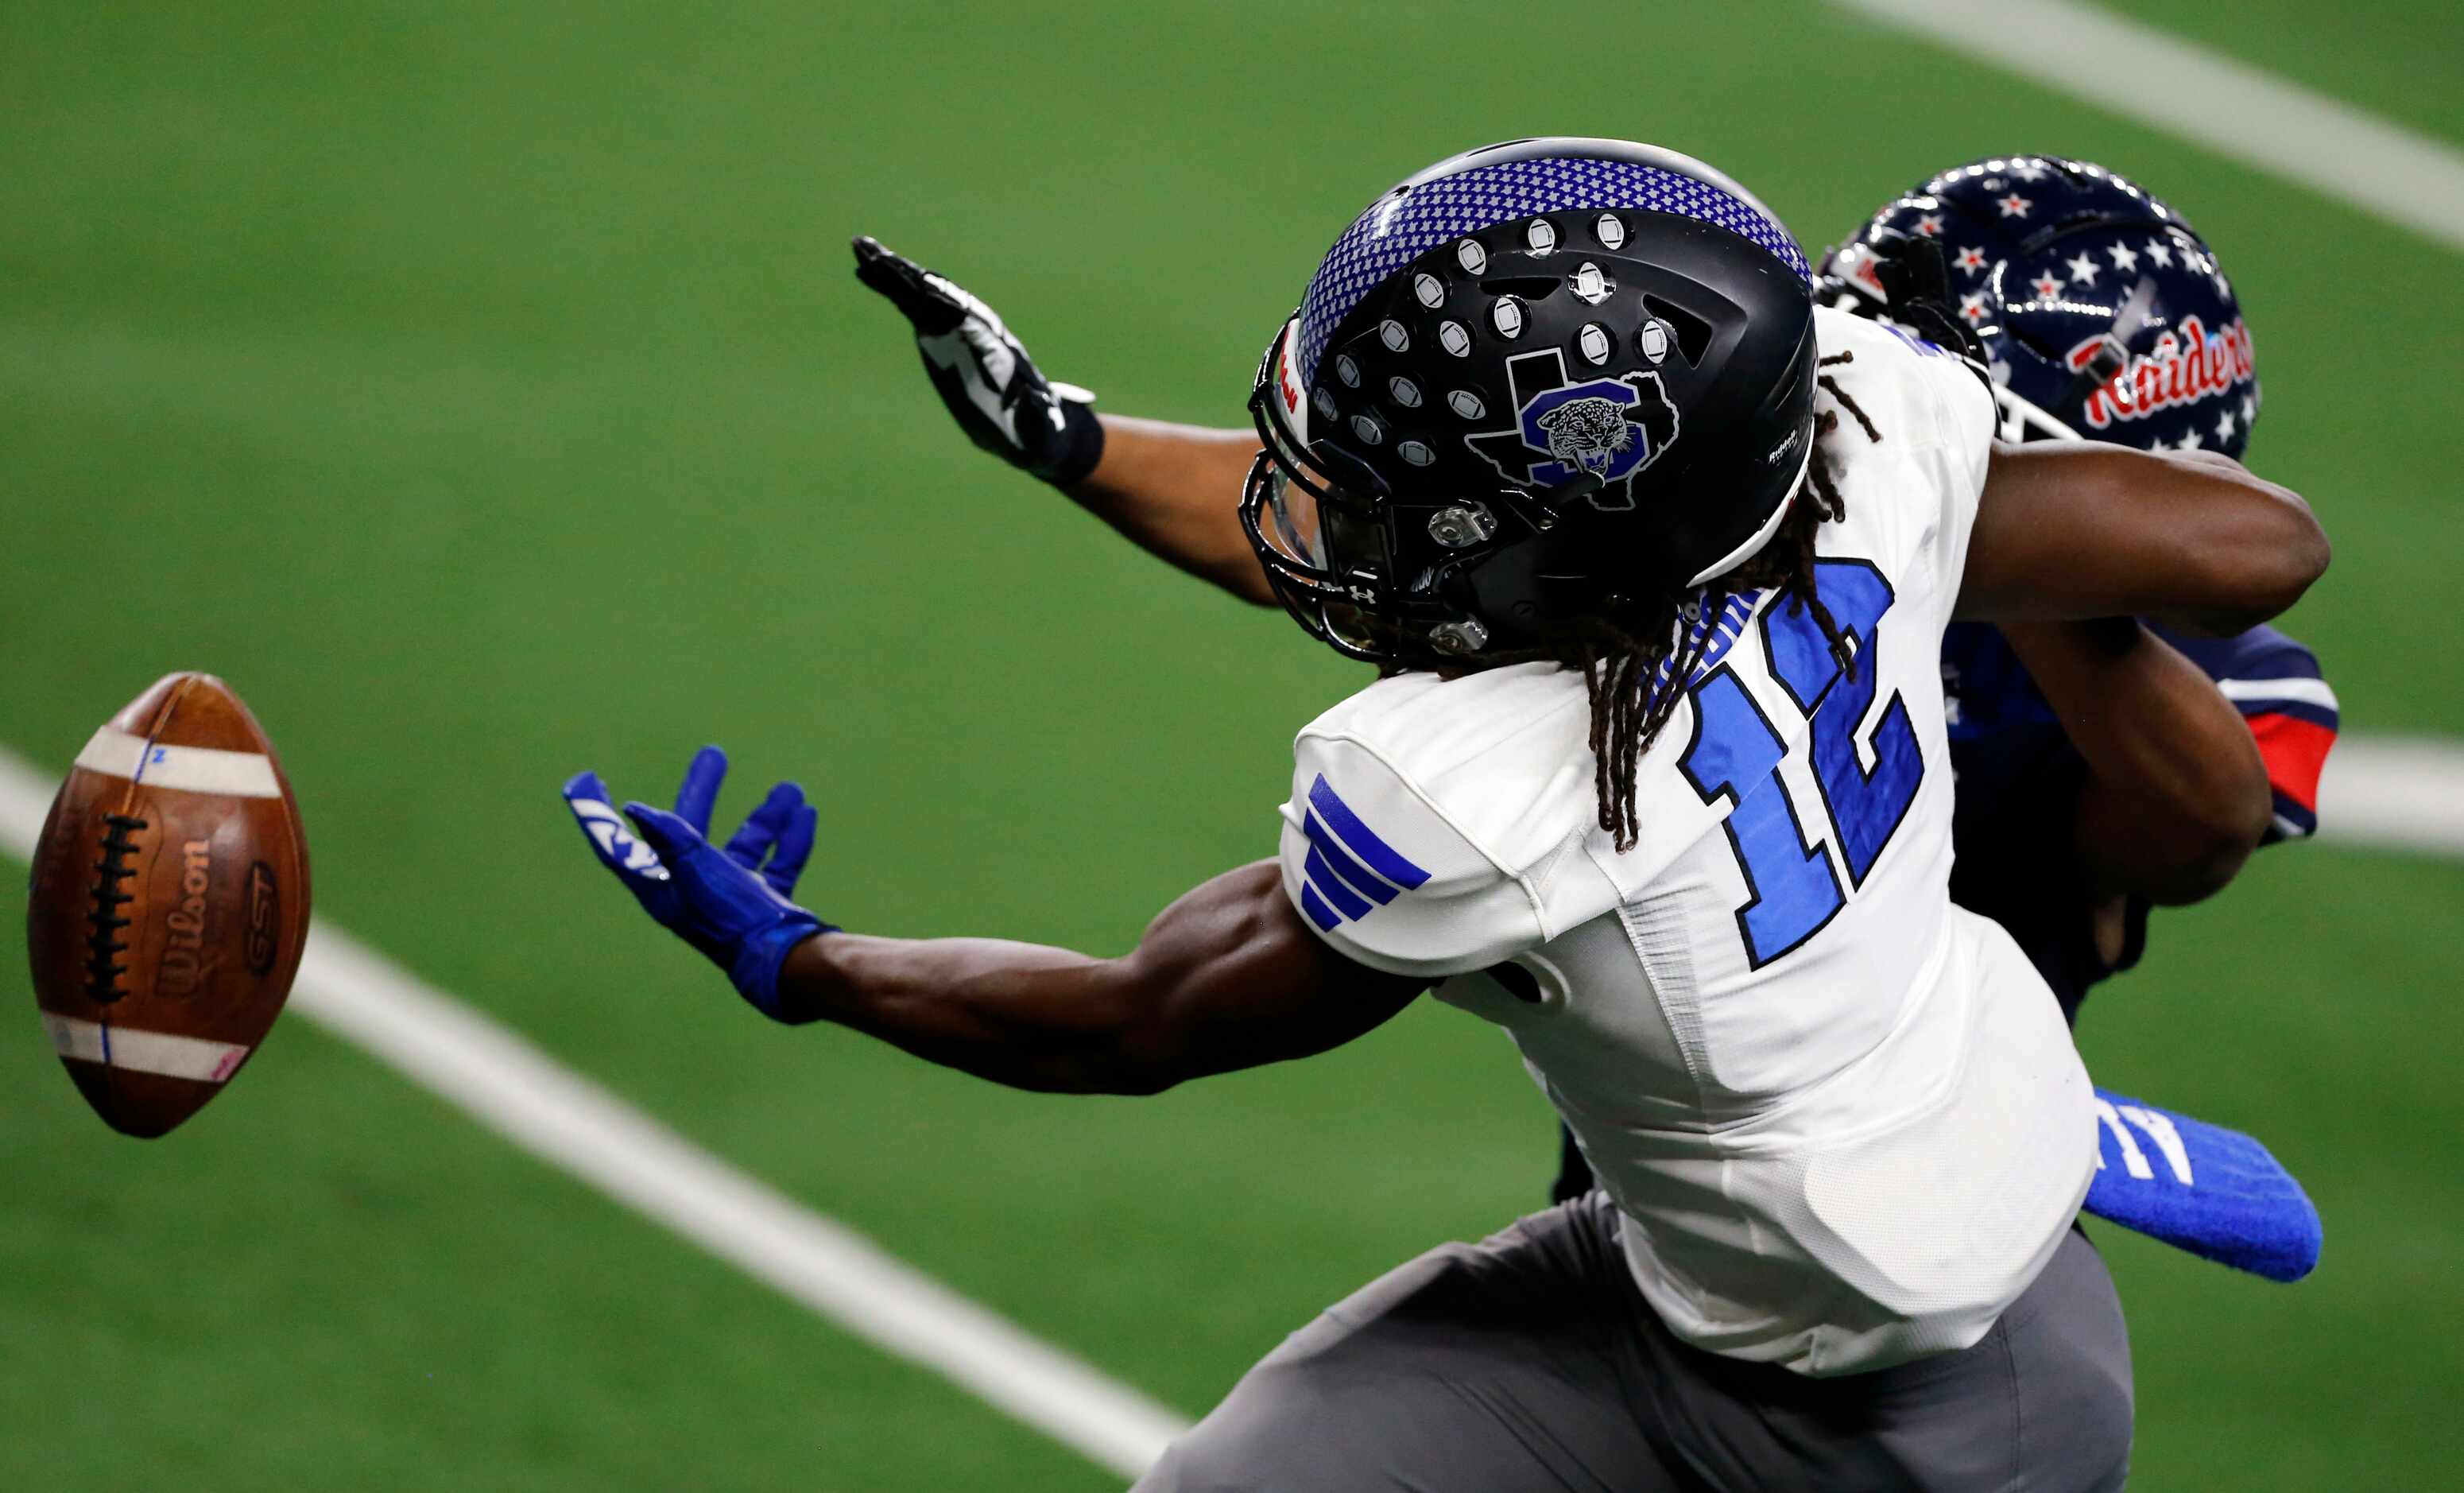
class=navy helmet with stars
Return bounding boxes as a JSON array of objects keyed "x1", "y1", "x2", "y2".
[
  {"x1": 1819, "y1": 155, "x2": 2258, "y2": 458},
  {"x1": 1242, "y1": 138, "x2": 1819, "y2": 670}
]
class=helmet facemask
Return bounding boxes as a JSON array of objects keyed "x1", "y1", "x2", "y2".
[{"x1": 1243, "y1": 318, "x2": 1596, "y2": 666}]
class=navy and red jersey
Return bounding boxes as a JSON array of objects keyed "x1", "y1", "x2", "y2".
[{"x1": 1940, "y1": 620, "x2": 2338, "y2": 1022}]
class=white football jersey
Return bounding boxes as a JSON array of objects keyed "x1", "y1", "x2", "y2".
[{"x1": 1277, "y1": 308, "x2": 2093, "y2": 1375}]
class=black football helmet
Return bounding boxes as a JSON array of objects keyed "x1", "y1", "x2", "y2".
[
  {"x1": 1242, "y1": 138, "x2": 1819, "y2": 669},
  {"x1": 1819, "y1": 155, "x2": 2258, "y2": 456}
]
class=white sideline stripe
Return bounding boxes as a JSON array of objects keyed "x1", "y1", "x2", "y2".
[
  {"x1": 0, "y1": 746, "x2": 1188, "y2": 1479},
  {"x1": 75, "y1": 725, "x2": 282, "y2": 797},
  {"x1": 1831, "y1": 0, "x2": 2464, "y2": 255},
  {"x1": 2317, "y1": 736, "x2": 2464, "y2": 856},
  {"x1": 42, "y1": 1014, "x2": 250, "y2": 1081},
  {"x1": 2219, "y1": 677, "x2": 2341, "y2": 713}
]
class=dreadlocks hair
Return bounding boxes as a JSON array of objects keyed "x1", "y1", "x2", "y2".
[{"x1": 1553, "y1": 349, "x2": 1882, "y2": 852}]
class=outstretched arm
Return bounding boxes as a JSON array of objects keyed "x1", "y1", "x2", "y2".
[
  {"x1": 565, "y1": 754, "x2": 1421, "y2": 1095},
  {"x1": 1073, "y1": 417, "x2": 1277, "y2": 604},
  {"x1": 1958, "y1": 443, "x2": 2327, "y2": 634},
  {"x1": 854, "y1": 237, "x2": 1273, "y2": 606},
  {"x1": 779, "y1": 860, "x2": 1422, "y2": 1093}
]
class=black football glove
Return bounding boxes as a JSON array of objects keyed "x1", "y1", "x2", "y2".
[
  {"x1": 1866, "y1": 235, "x2": 1993, "y2": 370},
  {"x1": 852, "y1": 235, "x2": 1105, "y2": 487}
]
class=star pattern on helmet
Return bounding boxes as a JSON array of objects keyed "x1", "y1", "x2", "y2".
[
  {"x1": 2065, "y1": 252, "x2": 2100, "y2": 286},
  {"x1": 2107, "y1": 242, "x2": 2140, "y2": 273},
  {"x1": 2010, "y1": 159, "x2": 2050, "y2": 182},
  {"x1": 2241, "y1": 394, "x2": 2258, "y2": 422},
  {"x1": 2147, "y1": 239, "x2": 2175, "y2": 268},
  {"x1": 1291, "y1": 157, "x2": 1810, "y2": 385},
  {"x1": 1958, "y1": 290, "x2": 1989, "y2": 322},
  {"x1": 1914, "y1": 212, "x2": 1943, "y2": 237},
  {"x1": 1997, "y1": 193, "x2": 2032, "y2": 218},
  {"x1": 2175, "y1": 429, "x2": 2203, "y2": 451},
  {"x1": 2030, "y1": 271, "x2": 2063, "y2": 298},
  {"x1": 2215, "y1": 409, "x2": 2237, "y2": 444},
  {"x1": 1953, "y1": 245, "x2": 1986, "y2": 274}
]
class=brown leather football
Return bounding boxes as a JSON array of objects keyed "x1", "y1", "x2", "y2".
[{"x1": 25, "y1": 673, "x2": 311, "y2": 1138}]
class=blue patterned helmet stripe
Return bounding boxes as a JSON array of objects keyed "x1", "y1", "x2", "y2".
[{"x1": 1296, "y1": 156, "x2": 1810, "y2": 386}]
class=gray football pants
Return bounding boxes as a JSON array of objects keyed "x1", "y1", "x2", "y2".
[{"x1": 1136, "y1": 1192, "x2": 2131, "y2": 1492}]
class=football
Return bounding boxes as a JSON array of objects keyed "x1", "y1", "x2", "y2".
[{"x1": 25, "y1": 673, "x2": 312, "y2": 1138}]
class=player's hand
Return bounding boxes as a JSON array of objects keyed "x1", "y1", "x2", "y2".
[
  {"x1": 852, "y1": 235, "x2": 1105, "y2": 486},
  {"x1": 564, "y1": 746, "x2": 834, "y2": 1022},
  {"x1": 1865, "y1": 235, "x2": 1992, "y2": 369}
]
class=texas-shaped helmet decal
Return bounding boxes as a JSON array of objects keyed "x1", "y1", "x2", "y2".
[{"x1": 1465, "y1": 348, "x2": 1682, "y2": 510}]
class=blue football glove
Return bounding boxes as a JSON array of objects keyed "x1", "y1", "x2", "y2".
[
  {"x1": 564, "y1": 746, "x2": 835, "y2": 1022},
  {"x1": 2082, "y1": 1086, "x2": 2323, "y2": 1283}
]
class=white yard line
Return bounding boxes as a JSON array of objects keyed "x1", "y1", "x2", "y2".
[
  {"x1": 1832, "y1": 0, "x2": 2464, "y2": 254},
  {"x1": 2316, "y1": 736, "x2": 2464, "y2": 857},
  {"x1": 0, "y1": 746, "x2": 1188, "y2": 1483}
]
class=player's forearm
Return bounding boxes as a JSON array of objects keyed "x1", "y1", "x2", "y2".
[
  {"x1": 1959, "y1": 444, "x2": 2329, "y2": 633},
  {"x1": 777, "y1": 933, "x2": 1179, "y2": 1094},
  {"x1": 772, "y1": 861, "x2": 1420, "y2": 1095},
  {"x1": 1068, "y1": 416, "x2": 1277, "y2": 606},
  {"x1": 2142, "y1": 453, "x2": 2330, "y2": 636},
  {"x1": 2001, "y1": 619, "x2": 2272, "y2": 903}
]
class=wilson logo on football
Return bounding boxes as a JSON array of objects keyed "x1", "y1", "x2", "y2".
[
  {"x1": 2067, "y1": 313, "x2": 2255, "y2": 431},
  {"x1": 157, "y1": 840, "x2": 216, "y2": 998}
]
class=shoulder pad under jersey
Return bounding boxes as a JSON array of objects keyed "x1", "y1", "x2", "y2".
[{"x1": 1277, "y1": 665, "x2": 1602, "y2": 979}]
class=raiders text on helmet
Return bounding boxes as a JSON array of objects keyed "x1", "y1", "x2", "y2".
[
  {"x1": 1243, "y1": 138, "x2": 1819, "y2": 669},
  {"x1": 1818, "y1": 155, "x2": 2260, "y2": 456}
]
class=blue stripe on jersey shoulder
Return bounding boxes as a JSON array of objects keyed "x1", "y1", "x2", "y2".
[
  {"x1": 1302, "y1": 811, "x2": 1398, "y2": 905},
  {"x1": 1303, "y1": 844, "x2": 1374, "y2": 921},
  {"x1": 1298, "y1": 882, "x2": 1343, "y2": 933},
  {"x1": 1307, "y1": 775, "x2": 1432, "y2": 890}
]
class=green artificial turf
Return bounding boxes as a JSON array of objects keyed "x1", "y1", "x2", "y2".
[{"x1": 5, "y1": 2, "x2": 2456, "y2": 1486}]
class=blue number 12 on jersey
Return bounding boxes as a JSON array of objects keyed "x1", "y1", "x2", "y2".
[{"x1": 1677, "y1": 559, "x2": 1924, "y2": 968}]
